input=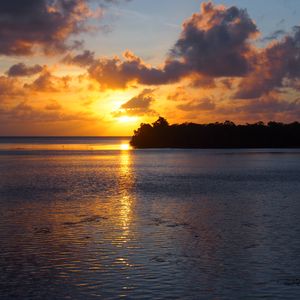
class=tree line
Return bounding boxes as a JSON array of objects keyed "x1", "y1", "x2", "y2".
[{"x1": 130, "y1": 117, "x2": 300, "y2": 148}]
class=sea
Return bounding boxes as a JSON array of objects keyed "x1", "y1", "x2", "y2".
[{"x1": 0, "y1": 137, "x2": 300, "y2": 299}]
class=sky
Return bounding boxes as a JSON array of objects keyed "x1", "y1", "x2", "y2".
[{"x1": 0, "y1": 0, "x2": 300, "y2": 136}]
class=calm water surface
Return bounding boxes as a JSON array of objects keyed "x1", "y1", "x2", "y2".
[{"x1": 0, "y1": 137, "x2": 300, "y2": 299}]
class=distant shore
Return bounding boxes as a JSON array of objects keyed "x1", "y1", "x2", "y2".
[{"x1": 130, "y1": 117, "x2": 300, "y2": 149}]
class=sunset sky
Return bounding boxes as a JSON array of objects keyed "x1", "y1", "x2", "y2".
[{"x1": 1, "y1": 0, "x2": 300, "y2": 136}]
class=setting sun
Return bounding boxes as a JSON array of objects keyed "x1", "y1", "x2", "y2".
[
  {"x1": 120, "y1": 143, "x2": 130, "y2": 151},
  {"x1": 117, "y1": 116, "x2": 139, "y2": 123}
]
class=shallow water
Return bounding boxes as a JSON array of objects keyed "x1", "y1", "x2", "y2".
[{"x1": 0, "y1": 138, "x2": 300, "y2": 299}]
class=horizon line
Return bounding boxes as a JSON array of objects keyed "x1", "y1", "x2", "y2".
[{"x1": 0, "y1": 136, "x2": 131, "y2": 138}]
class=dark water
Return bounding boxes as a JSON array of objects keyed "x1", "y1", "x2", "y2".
[{"x1": 0, "y1": 138, "x2": 300, "y2": 299}]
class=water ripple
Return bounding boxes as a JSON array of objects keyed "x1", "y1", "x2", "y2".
[{"x1": 0, "y1": 149, "x2": 300, "y2": 299}]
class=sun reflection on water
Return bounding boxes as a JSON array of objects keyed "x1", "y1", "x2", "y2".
[{"x1": 117, "y1": 149, "x2": 135, "y2": 246}]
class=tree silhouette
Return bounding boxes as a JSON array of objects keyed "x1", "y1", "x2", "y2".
[
  {"x1": 130, "y1": 117, "x2": 300, "y2": 148},
  {"x1": 152, "y1": 117, "x2": 169, "y2": 128}
]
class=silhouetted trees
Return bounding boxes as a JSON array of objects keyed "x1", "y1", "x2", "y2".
[{"x1": 130, "y1": 117, "x2": 300, "y2": 148}]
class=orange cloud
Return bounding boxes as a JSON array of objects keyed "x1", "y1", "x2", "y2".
[
  {"x1": 79, "y1": 2, "x2": 259, "y2": 91},
  {"x1": 24, "y1": 71, "x2": 71, "y2": 93},
  {"x1": 235, "y1": 27, "x2": 300, "y2": 99},
  {"x1": 113, "y1": 89, "x2": 157, "y2": 117}
]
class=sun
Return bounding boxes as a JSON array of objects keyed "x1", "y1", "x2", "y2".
[
  {"x1": 120, "y1": 143, "x2": 131, "y2": 151},
  {"x1": 117, "y1": 116, "x2": 138, "y2": 123}
]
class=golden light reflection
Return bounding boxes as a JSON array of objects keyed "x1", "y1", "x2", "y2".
[
  {"x1": 120, "y1": 149, "x2": 131, "y2": 179},
  {"x1": 118, "y1": 150, "x2": 135, "y2": 245},
  {"x1": 120, "y1": 195, "x2": 132, "y2": 230}
]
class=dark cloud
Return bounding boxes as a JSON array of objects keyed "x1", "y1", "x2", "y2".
[
  {"x1": 6, "y1": 63, "x2": 43, "y2": 77},
  {"x1": 167, "y1": 87, "x2": 188, "y2": 101},
  {"x1": 3, "y1": 0, "x2": 298, "y2": 124},
  {"x1": 0, "y1": 0, "x2": 129, "y2": 56},
  {"x1": 230, "y1": 96, "x2": 300, "y2": 122},
  {"x1": 242, "y1": 96, "x2": 300, "y2": 116},
  {"x1": 45, "y1": 100, "x2": 62, "y2": 111},
  {"x1": 170, "y1": 2, "x2": 257, "y2": 77},
  {"x1": 82, "y1": 0, "x2": 300, "y2": 111},
  {"x1": 24, "y1": 71, "x2": 71, "y2": 92},
  {"x1": 62, "y1": 50, "x2": 96, "y2": 67},
  {"x1": 167, "y1": 87, "x2": 216, "y2": 111},
  {"x1": 220, "y1": 78, "x2": 233, "y2": 89},
  {"x1": 0, "y1": 0, "x2": 94, "y2": 56},
  {"x1": 261, "y1": 30, "x2": 286, "y2": 42},
  {"x1": 235, "y1": 26, "x2": 300, "y2": 99},
  {"x1": 113, "y1": 89, "x2": 157, "y2": 116},
  {"x1": 214, "y1": 95, "x2": 300, "y2": 123},
  {"x1": 177, "y1": 98, "x2": 216, "y2": 112},
  {"x1": 0, "y1": 101, "x2": 97, "y2": 123},
  {"x1": 102, "y1": 0, "x2": 132, "y2": 5},
  {"x1": 88, "y1": 51, "x2": 186, "y2": 89},
  {"x1": 189, "y1": 76, "x2": 216, "y2": 89},
  {"x1": 286, "y1": 78, "x2": 300, "y2": 91},
  {"x1": 88, "y1": 2, "x2": 258, "y2": 89},
  {"x1": 121, "y1": 89, "x2": 154, "y2": 109},
  {"x1": 0, "y1": 76, "x2": 24, "y2": 99},
  {"x1": 167, "y1": 86, "x2": 216, "y2": 109}
]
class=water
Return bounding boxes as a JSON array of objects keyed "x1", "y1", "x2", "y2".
[{"x1": 0, "y1": 137, "x2": 300, "y2": 299}]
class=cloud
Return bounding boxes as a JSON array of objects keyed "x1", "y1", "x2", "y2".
[
  {"x1": 235, "y1": 26, "x2": 300, "y2": 99},
  {"x1": 261, "y1": 30, "x2": 286, "y2": 42},
  {"x1": 101, "y1": 0, "x2": 132, "y2": 6},
  {"x1": 0, "y1": 0, "x2": 130, "y2": 56},
  {"x1": 62, "y1": 50, "x2": 96, "y2": 67},
  {"x1": 170, "y1": 2, "x2": 258, "y2": 77},
  {"x1": 88, "y1": 51, "x2": 186, "y2": 89},
  {"x1": 113, "y1": 89, "x2": 157, "y2": 116},
  {"x1": 121, "y1": 89, "x2": 154, "y2": 109},
  {"x1": 6, "y1": 63, "x2": 43, "y2": 77},
  {"x1": 2, "y1": 1, "x2": 299, "y2": 125},
  {"x1": 87, "y1": 2, "x2": 258, "y2": 90},
  {"x1": 214, "y1": 94, "x2": 300, "y2": 123},
  {"x1": 0, "y1": 76, "x2": 25, "y2": 99},
  {"x1": 167, "y1": 87, "x2": 216, "y2": 111},
  {"x1": 78, "y1": 0, "x2": 300, "y2": 110},
  {"x1": 220, "y1": 78, "x2": 234, "y2": 89},
  {"x1": 24, "y1": 71, "x2": 71, "y2": 92},
  {"x1": 45, "y1": 100, "x2": 62, "y2": 111},
  {"x1": 177, "y1": 98, "x2": 216, "y2": 111},
  {"x1": 242, "y1": 96, "x2": 300, "y2": 116},
  {"x1": 0, "y1": 101, "x2": 97, "y2": 123},
  {"x1": 81, "y1": 0, "x2": 300, "y2": 114},
  {"x1": 189, "y1": 75, "x2": 216, "y2": 89},
  {"x1": 0, "y1": 0, "x2": 98, "y2": 56},
  {"x1": 167, "y1": 86, "x2": 188, "y2": 101}
]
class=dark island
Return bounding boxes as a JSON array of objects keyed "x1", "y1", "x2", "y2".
[{"x1": 130, "y1": 117, "x2": 300, "y2": 148}]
